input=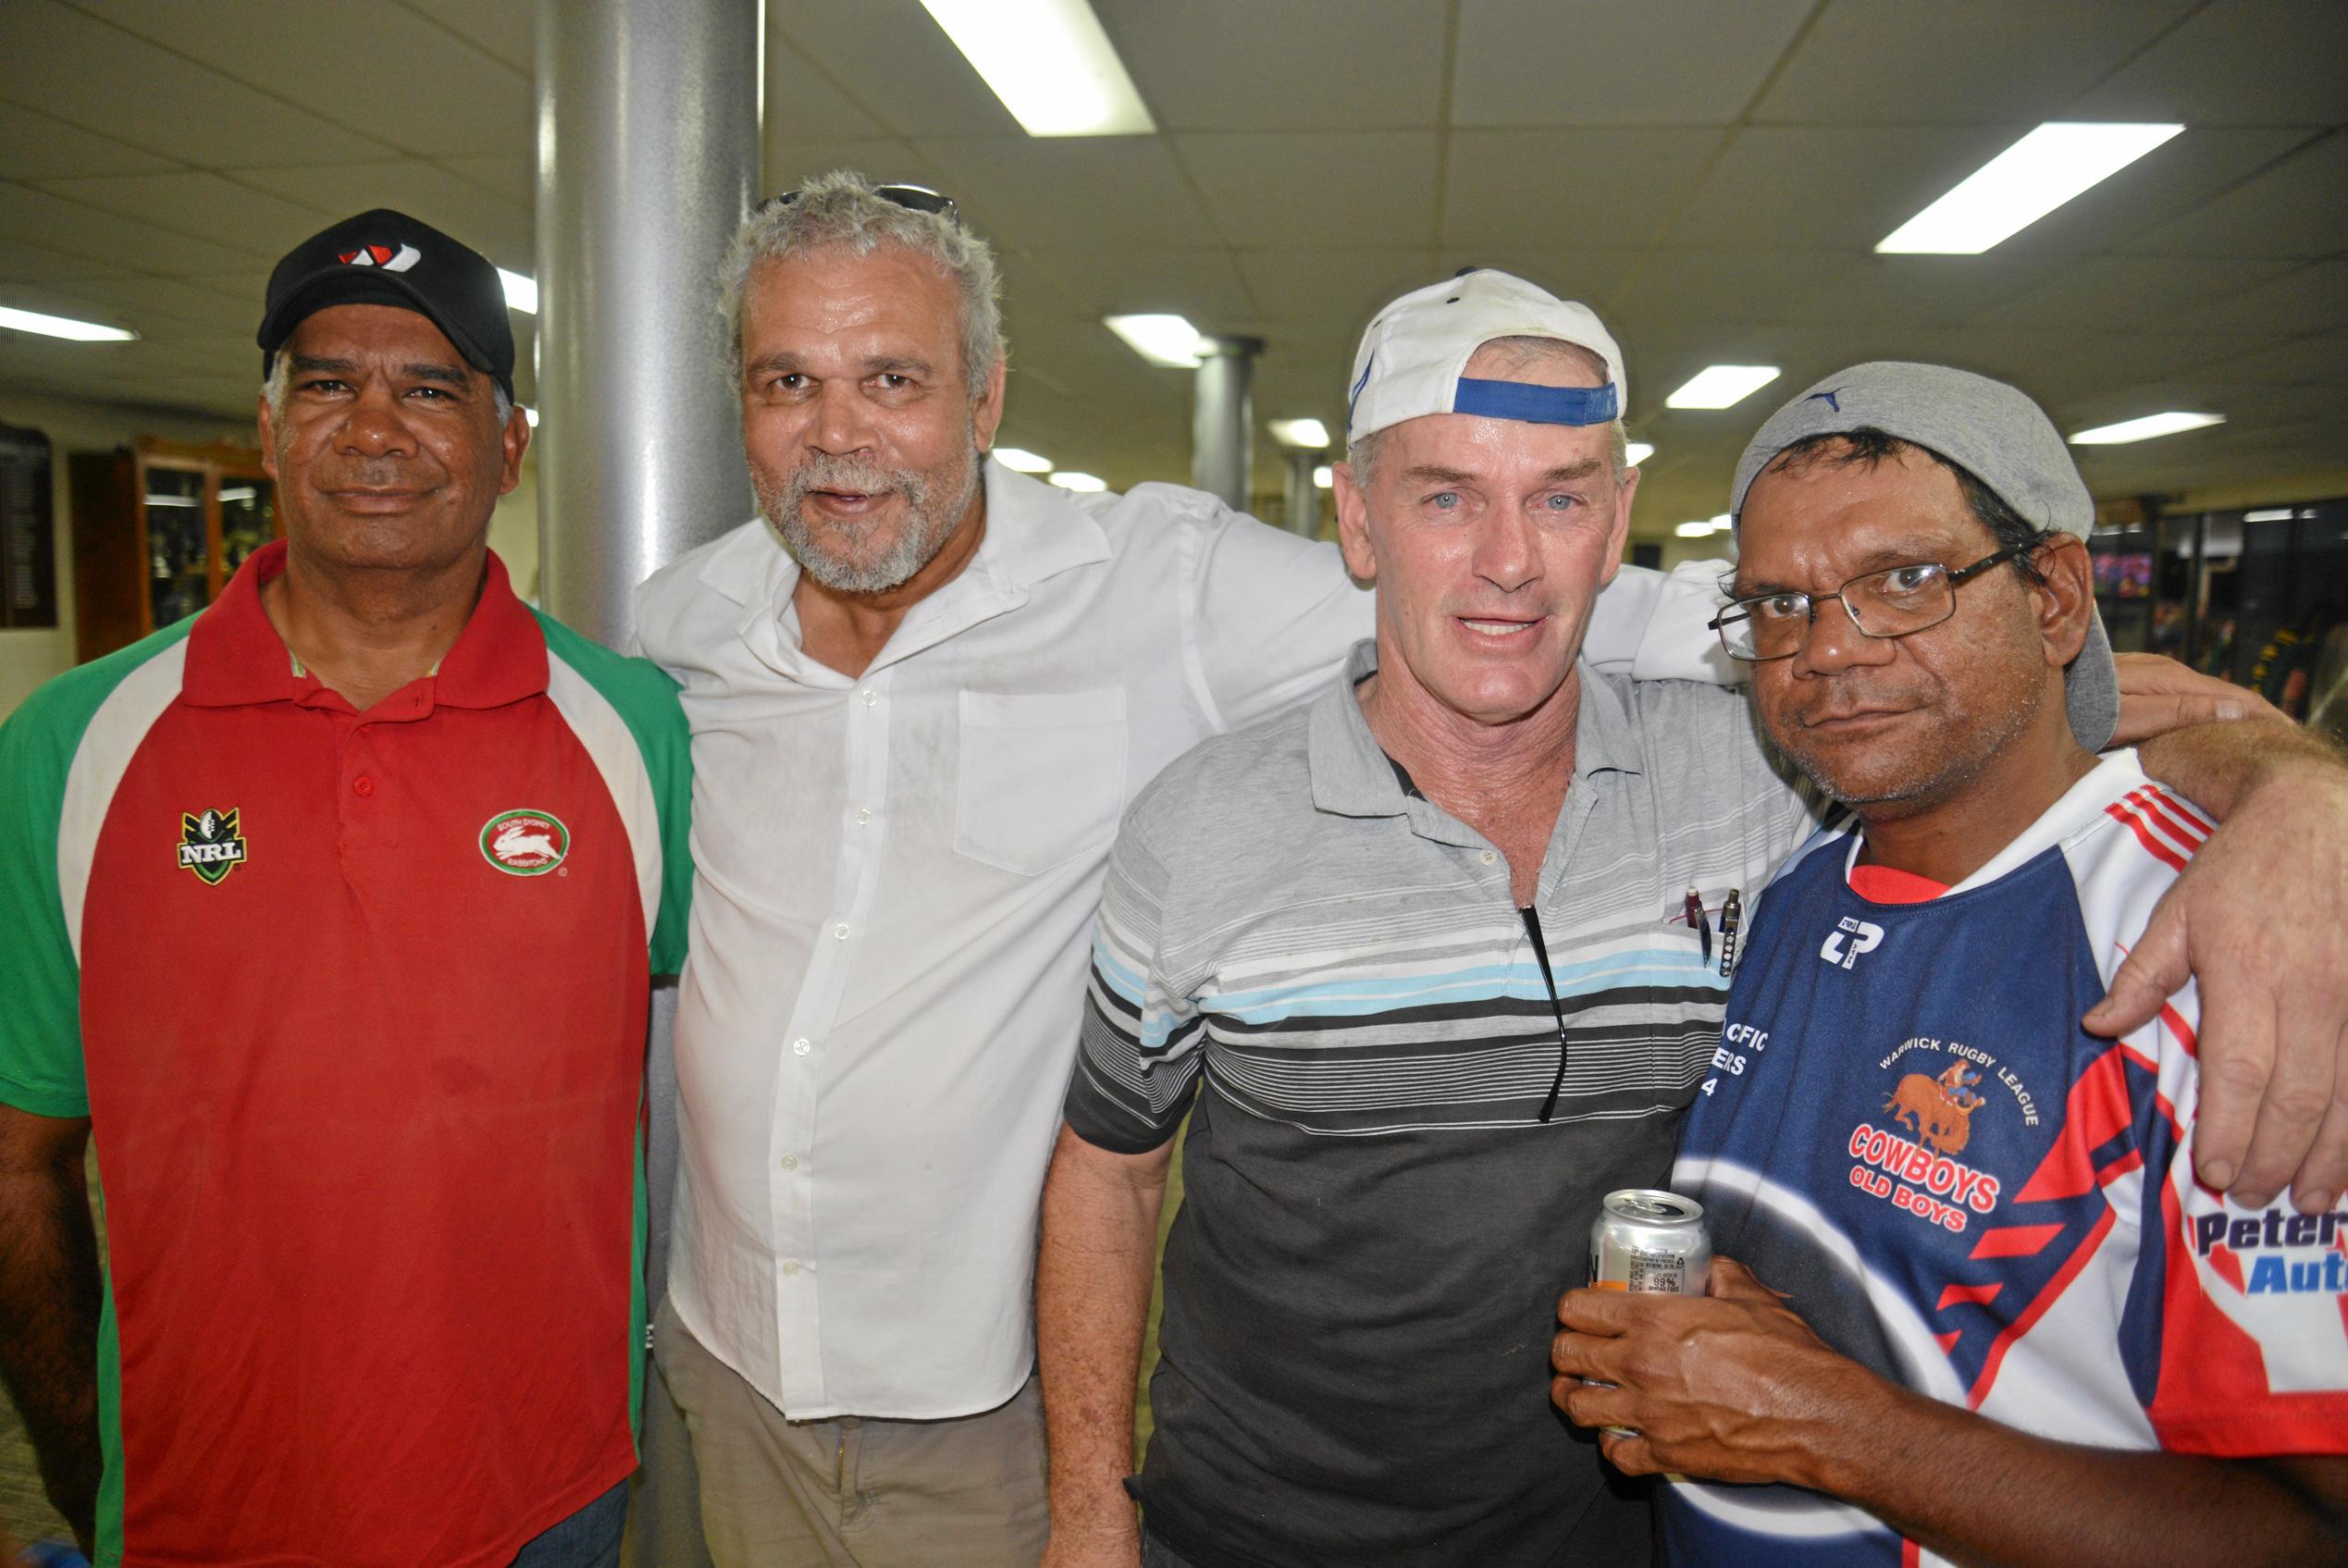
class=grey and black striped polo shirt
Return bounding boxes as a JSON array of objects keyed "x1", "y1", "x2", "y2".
[{"x1": 1065, "y1": 640, "x2": 1817, "y2": 1568}]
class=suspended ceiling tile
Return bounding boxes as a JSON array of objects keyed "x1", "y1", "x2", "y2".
[
  {"x1": 911, "y1": 136, "x2": 1214, "y2": 251},
  {"x1": 1434, "y1": 249, "x2": 1649, "y2": 310},
  {"x1": 0, "y1": 102, "x2": 178, "y2": 181},
  {"x1": 1454, "y1": 0, "x2": 1812, "y2": 128},
  {"x1": 1602, "y1": 250, "x2": 1867, "y2": 327},
  {"x1": 2200, "y1": 334, "x2": 2348, "y2": 386},
  {"x1": 1016, "y1": 249, "x2": 1254, "y2": 323},
  {"x1": 771, "y1": 1, "x2": 1024, "y2": 139},
  {"x1": 1098, "y1": 0, "x2": 1446, "y2": 132},
  {"x1": 0, "y1": 182, "x2": 257, "y2": 275},
  {"x1": 74, "y1": 0, "x2": 528, "y2": 159},
  {"x1": 30, "y1": 171, "x2": 334, "y2": 261},
  {"x1": 0, "y1": 1, "x2": 394, "y2": 167},
  {"x1": 231, "y1": 160, "x2": 531, "y2": 267},
  {"x1": 2191, "y1": 258, "x2": 2348, "y2": 336},
  {"x1": 1756, "y1": 0, "x2": 2196, "y2": 126},
  {"x1": 765, "y1": 34, "x2": 890, "y2": 142},
  {"x1": 0, "y1": 237, "x2": 138, "y2": 285},
  {"x1": 2068, "y1": 0, "x2": 2348, "y2": 126},
  {"x1": 2125, "y1": 131, "x2": 2348, "y2": 258},
  {"x1": 1175, "y1": 132, "x2": 1438, "y2": 250},
  {"x1": 1240, "y1": 247, "x2": 1446, "y2": 329},
  {"x1": 1769, "y1": 250, "x2": 2070, "y2": 331},
  {"x1": 46, "y1": 275, "x2": 277, "y2": 331},
  {"x1": 401, "y1": 0, "x2": 534, "y2": 76},
  {"x1": 436, "y1": 154, "x2": 534, "y2": 206},
  {"x1": 1972, "y1": 255, "x2": 2301, "y2": 332},
  {"x1": 1442, "y1": 128, "x2": 1724, "y2": 251}
]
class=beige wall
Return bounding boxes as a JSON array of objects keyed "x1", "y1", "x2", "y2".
[{"x1": 0, "y1": 391, "x2": 539, "y2": 717}]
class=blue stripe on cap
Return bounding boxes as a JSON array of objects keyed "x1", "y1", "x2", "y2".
[{"x1": 1451, "y1": 376, "x2": 1618, "y2": 426}]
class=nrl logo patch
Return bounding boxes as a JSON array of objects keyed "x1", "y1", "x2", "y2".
[
  {"x1": 480, "y1": 809, "x2": 569, "y2": 876},
  {"x1": 177, "y1": 808, "x2": 248, "y2": 885}
]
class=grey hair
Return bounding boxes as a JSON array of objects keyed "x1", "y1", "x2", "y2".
[
  {"x1": 1347, "y1": 334, "x2": 1628, "y2": 485},
  {"x1": 718, "y1": 168, "x2": 1007, "y2": 400},
  {"x1": 262, "y1": 353, "x2": 514, "y2": 427}
]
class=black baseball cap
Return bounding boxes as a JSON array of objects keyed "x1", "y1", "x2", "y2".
[{"x1": 258, "y1": 208, "x2": 516, "y2": 401}]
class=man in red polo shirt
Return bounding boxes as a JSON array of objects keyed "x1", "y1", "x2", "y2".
[{"x1": 0, "y1": 211, "x2": 689, "y2": 1567}]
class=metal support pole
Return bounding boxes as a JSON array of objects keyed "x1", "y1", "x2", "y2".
[
  {"x1": 537, "y1": 9, "x2": 754, "y2": 1565},
  {"x1": 1284, "y1": 446, "x2": 1324, "y2": 537},
  {"x1": 1191, "y1": 335, "x2": 1263, "y2": 511},
  {"x1": 537, "y1": 0, "x2": 760, "y2": 650}
]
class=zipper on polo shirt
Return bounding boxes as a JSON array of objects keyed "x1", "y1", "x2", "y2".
[{"x1": 1519, "y1": 905, "x2": 1571, "y2": 1123}]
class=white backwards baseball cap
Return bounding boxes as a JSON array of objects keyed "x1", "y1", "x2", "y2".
[{"x1": 1346, "y1": 269, "x2": 1627, "y2": 445}]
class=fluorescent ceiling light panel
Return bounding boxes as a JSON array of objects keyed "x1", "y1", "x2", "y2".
[
  {"x1": 1625, "y1": 441, "x2": 1654, "y2": 467},
  {"x1": 2243, "y1": 508, "x2": 2294, "y2": 523},
  {"x1": 0, "y1": 303, "x2": 136, "y2": 341},
  {"x1": 992, "y1": 447, "x2": 1053, "y2": 473},
  {"x1": 523, "y1": 406, "x2": 539, "y2": 427},
  {"x1": 1710, "y1": 513, "x2": 1732, "y2": 531},
  {"x1": 1665, "y1": 365, "x2": 1780, "y2": 411},
  {"x1": 1878, "y1": 122, "x2": 2184, "y2": 255},
  {"x1": 1674, "y1": 520, "x2": 1714, "y2": 538},
  {"x1": 216, "y1": 486, "x2": 256, "y2": 503},
  {"x1": 2068, "y1": 412, "x2": 2223, "y2": 446},
  {"x1": 1269, "y1": 417, "x2": 1330, "y2": 450},
  {"x1": 1313, "y1": 464, "x2": 1333, "y2": 489},
  {"x1": 1049, "y1": 471, "x2": 1106, "y2": 492},
  {"x1": 1106, "y1": 314, "x2": 1205, "y2": 368},
  {"x1": 919, "y1": 0, "x2": 1155, "y2": 137},
  {"x1": 498, "y1": 268, "x2": 538, "y2": 314}
]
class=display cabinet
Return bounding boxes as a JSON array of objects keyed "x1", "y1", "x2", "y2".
[{"x1": 70, "y1": 438, "x2": 275, "y2": 662}]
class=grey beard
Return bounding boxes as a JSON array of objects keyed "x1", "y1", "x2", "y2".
[{"x1": 760, "y1": 447, "x2": 980, "y2": 595}]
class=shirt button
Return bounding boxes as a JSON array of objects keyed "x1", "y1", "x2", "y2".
[
  {"x1": 859, "y1": 689, "x2": 877, "y2": 706},
  {"x1": 855, "y1": 806, "x2": 872, "y2": 824},
  {"x1": 792, "y1": 1038, "x2": 811, "y2": 1056},
  {"x1": 1478, "y1": 849, "x2": 1496, "y2": 865},
  {"x1": 352, "y1": 776, "x2": 375, "y2": 797},
  {"x1": 782, "y1": 1260, "x2": 802, "y2": 1278},
  {"x1": 780, "y1": 1154, "x2": 799, "y2": 1171},
  {"x1": 833, "y1": 922, "x2": 850, "y2": 940}
]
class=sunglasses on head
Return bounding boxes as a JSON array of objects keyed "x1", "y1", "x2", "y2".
[{"x1": 760, "y1": 183, "x2": 959, "y2": 226}]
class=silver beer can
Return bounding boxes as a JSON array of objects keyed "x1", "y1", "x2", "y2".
[{"x1": 1588, "y1": 1188, "x2": 1710, "y2": 1297}]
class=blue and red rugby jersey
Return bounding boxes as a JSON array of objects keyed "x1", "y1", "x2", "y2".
[
  {"x1": 0, "y1": 542, "x2": 690, "y2": 1566},
  {"x1": 1664, "y1": 751, "x2": 2348, "y2": 1567}
]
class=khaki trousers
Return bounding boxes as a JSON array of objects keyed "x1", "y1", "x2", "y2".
[{"x1": 656, "y1": 1296, "x2": 1048, "y2": 1568}]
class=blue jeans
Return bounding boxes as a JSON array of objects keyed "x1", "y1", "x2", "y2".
[{"x1": 510, "y1": 1479, "x2": 630, "y2": 1568}]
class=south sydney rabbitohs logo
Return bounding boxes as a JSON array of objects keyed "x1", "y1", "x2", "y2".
[
  {"x1": 479, "y1": 809, "x2": 569, "y2": 876},
  {"x1": 177, "y1": 808, "x2": 248, "y2": 885}
]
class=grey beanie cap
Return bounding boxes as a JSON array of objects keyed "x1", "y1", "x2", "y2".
[{"x1": 1728, "y1": 361, "x2": 2119, "y2": 752}]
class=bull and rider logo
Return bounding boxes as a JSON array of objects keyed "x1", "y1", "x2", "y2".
[
  {"x1": 479, "y1": 809, "x2": 569, "y2": 876},
  {"x1": 1884, "y1": 1060, "x2": 1987, "y2": 1156},
  {"x1": 177, "y1": 807, "x2": 248, "y2": 885}
]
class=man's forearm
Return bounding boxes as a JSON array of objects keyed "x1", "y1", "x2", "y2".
[
  {"x1": 1035, "y1": 1123, "x2": 1172, "y2": 1557},
  {"x1": 1816, "y1": 1378, "x2": 2348, "y2": 1568},
  {"x1": 2136, "y1": 717, "x2": 2347, "y2": 818},
  {"x1": 0, "y1": 1114, "x2": 102, "y2": 1544}
]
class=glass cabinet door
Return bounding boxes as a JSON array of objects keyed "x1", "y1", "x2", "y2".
[
  {"x1": 144, "y1": 466, "x2": 209, "y2": 628},
  {"x1": 217, "y1": 476, "x2": 275, "y2": 574}
]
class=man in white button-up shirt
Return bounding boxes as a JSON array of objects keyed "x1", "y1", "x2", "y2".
[{"x1": 628, "y1": 172, "x2": 1727, "y2": 1566}]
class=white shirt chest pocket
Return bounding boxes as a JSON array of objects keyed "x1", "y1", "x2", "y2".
[{"x1": 953, "y1": 688, "x2": 1130, "y2": 875}]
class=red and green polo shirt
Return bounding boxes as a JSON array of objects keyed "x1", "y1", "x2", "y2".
[{"x1": 0, "y1": 540, "x2": 691, "y2": 1567}]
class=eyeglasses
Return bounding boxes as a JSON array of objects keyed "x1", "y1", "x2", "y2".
[
  {"x1": 1706, "y1": 543, "x2": 2032, "y2": 662},
  {"x1": 759, "y1": 184, "x2": 959, "y2": 226}
]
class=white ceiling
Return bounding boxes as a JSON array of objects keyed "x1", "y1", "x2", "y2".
[{"x1": 1, "y1": 0, "x2": 2342, "y2": 537}]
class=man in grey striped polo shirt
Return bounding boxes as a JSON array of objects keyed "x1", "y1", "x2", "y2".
[{"x1": 1034, "y1": 272, "x2": 1818, "y2": 1568}]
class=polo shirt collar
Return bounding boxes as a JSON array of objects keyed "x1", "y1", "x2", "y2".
[
  {"x1": 1306, "y1": 638, "x2": 1647, "y2": 821},
  {"x1": 722, "y1": 457, "x2": 1113, "y2": 678},
  {"x1": 179, "y1": 538, "x2": 548, "y2": 712}
]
